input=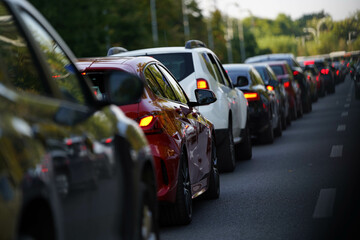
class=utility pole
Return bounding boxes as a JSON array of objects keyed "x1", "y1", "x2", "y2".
[{"x1": 150, "y1": 0, "x2": 159, "y2": 46}]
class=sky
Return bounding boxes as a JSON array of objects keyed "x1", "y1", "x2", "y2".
[{"x1": 197, "y1": 0, "x2": 360, "y2": 21}]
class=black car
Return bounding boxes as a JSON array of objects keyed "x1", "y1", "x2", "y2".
[
  {"x1": 245, "y1": 53, "x2": 312, "y2": 114},
  {"x1": 0, "y1": 0, "x2": 158, "y2": 239},
  {"x1": 252, "y1": 63, "x2": 290, "y2": 130},
  {"x1": 224, "y1": 64, "x2": 282, "y2": 144}
]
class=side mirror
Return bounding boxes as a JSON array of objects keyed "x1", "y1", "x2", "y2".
[
  {"x1": 105, "y1": 71, "x2": 144, "y2": 106},
  {"x1": 188, "y1": 89, "x2": 217, "y2": 107},
  {"x1": 236, "y1": 76, "x2": 249, "y2": 87}
]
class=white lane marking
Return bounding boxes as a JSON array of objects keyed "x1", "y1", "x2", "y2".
[
  {"x1": 313, "y1": 188, "x2": 336, "y2": 218},
  {"x1": 330, "y1": 145, "x2": 343, "y2": 158},
  {"x1": 337, "y1": 125, "x2": 346, "y2": 131},
  {"x1": 344, "y1": 103, "x2": 350, "y2": 108},
  {"x1": 341, "y1": 112, "x2": 348, "y2": 117}
]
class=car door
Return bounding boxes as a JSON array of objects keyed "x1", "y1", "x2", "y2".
[
  {"x1": 157, "y1": 64, "x2": 211, "y2": 183},
  {"x1": 13, "y1": 8, "x2": 127, "y2": 239}
]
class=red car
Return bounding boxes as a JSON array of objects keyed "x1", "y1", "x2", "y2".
[
  {"x1": 77, "y1": 56, "x2": 220, "y2": 225},
  {"x1": 268, "y1": 61, "x2": 303, "y2": 121}
]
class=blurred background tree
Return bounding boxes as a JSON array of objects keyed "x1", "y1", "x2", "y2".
[{"x1": 29, "y1": 0, "x2": 360, "y2": 62}]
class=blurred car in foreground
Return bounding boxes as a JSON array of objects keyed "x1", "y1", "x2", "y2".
[
  {"x1": 245, "y1": 53, "x2": 312, "y2": 113},
  {"x1": 77, "y1": 56, "x2": 220, "y2": 226},
  {"x1": 0, "y1": 0, "x2": 158, "y2": 239},
  {"x1": 109, "y1": 40, "x2": 251, "y2": 170},
  {"x1": 224, "y1": 64, "x2": 282, "y2": 144}
]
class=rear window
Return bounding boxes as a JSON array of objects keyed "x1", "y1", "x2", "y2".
[
  {"x1": 149, "y1": 53, "x2": 194, "y2": 82},
  {"x1": 270, "y1": 65, "x2": 284, "y2": 76}
]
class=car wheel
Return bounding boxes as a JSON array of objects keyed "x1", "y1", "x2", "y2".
[
  {"x1": 161, "y1": 152, "x2": 192, "y2": 225},
  {"x1": 139, "y1": 183, "x2": 159, "y2": 240},
  {"x1": 281, "y1": 111, "x2": 287, "y2": 130},
  {"x1": 203, "y1": 138, "x2": 220, "y2": 199},
  {"x1": 260, "y1": 120, "x2": 274, "y2": 144},
  {"x1": 217, "y1": 120, "x2": 236, "y2": 172},
  {"x1": 274, "y1": 116, "x2": 282, "y2": 137},
  {"x1": 236, "y1": 121, "x2": 252, "y2": 160}
]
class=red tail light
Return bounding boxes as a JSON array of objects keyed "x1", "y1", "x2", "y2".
[
  {"x1": 283, "y1": 81, "x2": 290, "y2": 88},
  {"x1": 336, "y1": 70, "x2": 339, "y2": 76},
  {"x1": 321, "y1": 69, "x2": 329, "y2": 75},
  {"x1": 304, "y1": 60, "x2": 315, "y2": 65},
  {"x1": 197, "y1": 79, "x2": 209, "y2": 89},
  {"x1": 139, "y1": 115, "x2": 162, "y2": 134},
  {"x1": 316, "y1": 75, "x2": 319, "y2": 82},
  {"x1": 266, "y1": 85, "x2": 274, "y2": 91},
  {"x1": 244, "y1": 92, "x2": 260, "y2": 101},
  {"x1": 293, "y1": 70, "x2": 299, "y2": 76},
  {"x1": 347, "y1": 63, "x2": 350, "y2": 68},
  {"x1": 307, "y1": 75, "x2": 311, "y2": 80},
  {"x1": 81, "y1": 72, "x2": 86, "y2": 75}
]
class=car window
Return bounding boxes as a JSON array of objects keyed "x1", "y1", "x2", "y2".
[
  {"x1": 200, "y1": 53, "x2": 217, "y2": 80},
  {"x1": 270, "y1": 65, "x2": 285, "y2": 76},
  {"x1": 254, "y1": 67, "x2": 268, "y2": 82},
  {"x1": 0, "y1": 4, "x2": 47, "y2": 95},
  {"x1": 215, "y1": 57, "x2": 232, "y2": 88},
  {"x1": 267, "y1": 68, "x2": 278, "y2": 81},
  {"x1": 250, "y1": 70, "x2": 264, "y2": 86},
  {"x1": 157, "y1": 64, "x2": 188, "y2": 104},
  {"x1": 146, "y1": 64, "x2": 177, "y2": 101},
  {"x1": 150, "y1": 53, "x2": 194, "y2": 82},
  {"x1": 20, "y1": 11, "x2": 86, "y2": 104},
  {"x1": 207, "y1": 53, "x2": 225, "y2": 84},
  {"x1": 144, "y1": 68, "x2": 166, "y2": 98}
]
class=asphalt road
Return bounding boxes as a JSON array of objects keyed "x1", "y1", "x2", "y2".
[{"x1": 160, "y1": 76, "x2": 360, "y2": 240}]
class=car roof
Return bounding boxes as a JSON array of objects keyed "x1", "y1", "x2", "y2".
[
  {"x1": 76, "y1": 56, "x2": 157, "y2": 76},
  {"x1": 245, "y1": 53, "x2": 294, "y2": 63},
  {"x1": 111, "y1": 45, "x2": 217, "y2": 58},
  {"x1": 223, "y1": 63, "x2": 254, "y2": 71}
]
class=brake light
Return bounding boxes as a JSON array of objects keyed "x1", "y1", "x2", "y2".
[
  {"x1": 266, "y1": 85, "x2": 274, "y2": 91},
  {"x1": 316, "y1": 75, "x2": 319, "y2": 82},
  {"x1": 283, "y1": 81, "x2": 290, "y2": 88},
  {"x1": 197, "y1": 79, "x2": 209, "y2": 89},
  {"x1": 293, "y1": 70, "x2": 299, "y2": 76},
  {"x1": 81, "y1": 72, "x2": 86, "y2": 75},
  {"x1": 139, "y1": 116, "x2": 154, "y2": 127},
  {"x1": 321, "y1": 69, "x2": 329, "y2": 75},
  {"x1": 244, "y1": 92, "x2": 260, "y2": 101},
  {"x1": 347, "y1": 63, "x2": 350, "y2": 68},
  {"x1": 139, "y1": 115, "x2": 162, "y2": 134},
  {"x1": 105, "y1": 138, "x2": 112, "y2": 144},
  {"x1": 307, "y1": 75, "x2": 311, "y2": 80},
  {"x1": 336, "y1": 70, "x2": 339, "y2": 76},
  {"x1": 66, "y1": 139, "x2": 72, "y2": 145},
  {"x1": 304, "y1": 60, "x2": 315, "y2": 65}
]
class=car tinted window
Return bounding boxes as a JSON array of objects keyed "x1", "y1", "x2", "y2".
[
  {"x1": 21, "y1": 11, "x2": 86, "y2": 104},
  {"x1": 200, "y1": 53, "x2": 217, "y2": 80},
  {"x1": 157, "y1": 65, "x2": 187, "y2": 104},
  {"x1": 149, "y1": 53, "x2": 194, "y2": 82},
  {"x1": 144, "y1": 68, "x2": 166, "y2": 98},
  {"x1": 254, "y1": 66, "x2": 268, "y2": 82},
  {"x1": 270, "y1": 65, "x2": 284, "y2": 76},
  {"x1": 0, "y1": 4, "x2": 47, "y2": 95},
  {"x1": 146, "y1": 64, "x2": 177, "y2": 101},
  {"x1": 250, "y1": 70, "x2": 265, "y2": 86},
  {"x1": 207, "y1": 53, "x2": 225, "y2": 84},
  {"x1": 215, "y1": 57, "x2": 232, "y2": 88}
]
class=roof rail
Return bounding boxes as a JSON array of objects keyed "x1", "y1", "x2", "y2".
[
  {"x1": 185, "y1": 40, "x2": 207, "y2": 49},
  {"x1": 107, "y1": 47, "x2": 128, "y2": 56}
]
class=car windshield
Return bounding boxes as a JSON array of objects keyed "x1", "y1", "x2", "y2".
[{"x1": 149, "y1": 53, "x2": 194, "y2": 82}]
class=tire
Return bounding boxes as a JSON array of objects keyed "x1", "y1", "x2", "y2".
[
  {"x1": 161, "y1": 152, "x2": 192, "y2": 226},
  {"x1": 274, "y1": 116, "x2": 282, "y2": 137},
  {"x1": 236, "y1": 121, "x2": 252, "y2": 160},
  {"x1": 281, "y1": 111, "x2": 287, "y2": 130},
  {"x1": 217, "y1": 120, "x2": 236, "y2": 172},
  {"x1": 203, "y1": 138, "x2": 220, "y2": 199},
  {"x1": 139, "y1": 183, "x2": 159, "y2": 240},
  {"x1": 260, "y1": 120, "x2": 274, "y2": 144}
]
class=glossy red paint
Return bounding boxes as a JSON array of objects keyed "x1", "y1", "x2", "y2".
[{"x1": 77, "y1": 56, "x2": 215, "y2": 203}]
